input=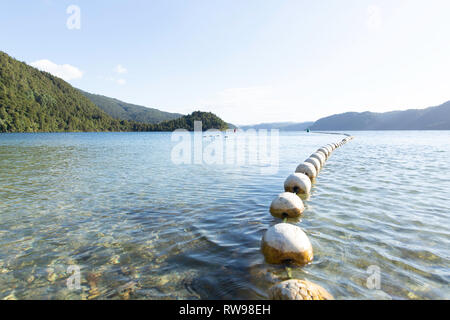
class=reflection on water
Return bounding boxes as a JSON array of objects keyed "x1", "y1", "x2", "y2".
[{"x1": 0, "y1": 132, "x2": 449, "y2": 300}]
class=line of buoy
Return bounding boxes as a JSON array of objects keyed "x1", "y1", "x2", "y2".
[{"x1": 261, "y1": 134, "x2": 354, "y2": 300}]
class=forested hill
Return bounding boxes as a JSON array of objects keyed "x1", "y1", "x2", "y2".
[
  {"x1": 0, "y1": 51, "x2": 127, "y2": 132},
  {"x1": 0, "y1": 51, "x2": 228, "y2": 132},
  {"x1": 135, "y1": 111, "x2": 229, "y2": 131},
  {"x1": 310, "y1": 101, "x2": 450, "y2": 130},
  {"x1": 80, "y1": 90, "x2": 183, "y2": 124}
]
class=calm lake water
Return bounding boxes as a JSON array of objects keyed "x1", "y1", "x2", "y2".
[{"x1": 0, "y1": 131, "x2": 449, "y2": 300}]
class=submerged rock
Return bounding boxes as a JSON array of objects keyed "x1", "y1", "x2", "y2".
[
  {"x1": 2, "y1": 292, "x2": 17, "y2": 300},
  {"x1": 261, "y1": 223, "x2": 313, "y2": 265},
  {"x1": 46, "y1": 267, "x2": 58, "y2": 283},
  {"x1": 284, "y1": 173, "x2": 311, "y2": 194},
  {"x1": 109, "y1": 255, "x2": 120, "y2": 265},
  {"x1": 270, "y1": 192, "x2": 305, "y2": 219},
  {"x1": 269, "y1": 279, "x2": 334, "y2": 300},
  {"x1": 117, "y1": 281, "x2": 138, "y2": 300}
]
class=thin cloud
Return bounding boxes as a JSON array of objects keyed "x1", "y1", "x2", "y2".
[
  {"x1": 114, "y1": 64, "x2": 127, "y2": 74},
  {"x1": 30, "y1": 59, "x2": 83, "y2": 81},
  {"x1": 99, "y1": 76, "x2": 126, "y2": 86}
]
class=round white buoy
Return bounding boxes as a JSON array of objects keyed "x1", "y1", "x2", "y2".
[
  {"x1": 310, "y1": 152, "x2": 325, "y2": 166},
  {"x1": 324, "y1": 145, "x2": 333, "y2": 154},
  {"x1": 317, "y1": 149, "x2": 328, "y2": 160},
  {"x1": 284, "y1": 173, "x2": 311, "y2": 194},
  {"x1": 269, "y1": 279, "x2": 334, "y2": 300},
  {"x1": 317, "y1": 148, "x2": 330, "y2": 159},
  {"x1": 304, "y1": 157, "x2": 321, "y2": 173},
  {"x1": 295, "y1": 162, "x2": 317, "y2": 180},
  {"x1": 270, "y1": 192, "x2": 305, "y2": 219},
  {"x1": 261, "y1": 223, "x2": 313, "y2": 265}
]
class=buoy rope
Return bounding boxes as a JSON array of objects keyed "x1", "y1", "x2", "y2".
[
  {"x1": 310, "y1": 131, "x2": 352, "y2": 137},
  {"x1": 263, "y1": 133, "x2": 354, "y2": 299}
]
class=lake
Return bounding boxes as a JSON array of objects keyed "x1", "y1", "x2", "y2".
[{"x1": 0, "y1": 131, "x2": 449, "y2": 300}]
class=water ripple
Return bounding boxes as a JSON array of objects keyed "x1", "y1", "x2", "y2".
[{"x1": 0, "y1": 131, "x2": 449, "y2": 299}]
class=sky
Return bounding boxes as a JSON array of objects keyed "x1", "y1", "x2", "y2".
[{"x1": 1, "y1": 0, "x2": 449, "y2": 125}]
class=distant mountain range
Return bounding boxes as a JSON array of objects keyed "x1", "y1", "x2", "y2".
[
  {"x1": 239, "y1": 101, "x2": 450, "y2": 131},
  {"x1": 80, "y1": 90, "x2": 183, "y2": 124},
  {"x1": 310, "y1": 101, "x2": 450, "y2": 130},
  {"x1": 239, "y1": 121, "x2": 314, "y2": 131}
]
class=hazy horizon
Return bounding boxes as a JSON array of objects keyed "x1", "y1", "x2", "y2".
[{"x1": 2, "y1": 0, "x2": 449, "y2": 125}]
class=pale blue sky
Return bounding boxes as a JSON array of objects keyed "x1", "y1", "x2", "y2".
[{"x1": 1, "y1": 0, "x2": 449, "y2": 124}]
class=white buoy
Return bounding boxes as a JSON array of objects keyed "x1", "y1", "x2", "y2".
[
  {"x1": 317, "y1": 149, "x2": 328, "y2": 160},
  {"x1": 304, "y1": 157, "x2": 321, "y2": 173},
  {"x1": 284, "y1": 173, "x2": 311, "y2": 194},
  {"x1": 324, "y1": 145, "x2": 333, "y2": 155},
  {"x1": 310, "y1": 152, "x2": 325, "y2": 167},
  {"x1": 269, "y1": 279, "x2": 334, "y2": 300},
  {"x1": 270, "y1": 192, "x2": 305, "y2": 219},
  {"x1": 295, "y1": 162, "x2": 317, "y2": 180},
  {"x1": 261, "y1": 223, "x2": 313, "y2": 265},
  {"x1": 317, "y1": 148, "x2": 330, "y2": 159}
]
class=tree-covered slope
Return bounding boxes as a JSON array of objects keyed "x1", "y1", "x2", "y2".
[
  {"x1": 0, "y1": 51, "x2": 127, "y2": 132},
  {"x1": 80, "y1": 90, "x2": 183, "y2": 124},
  {"x1": 0, "y1": 51, "x2": 229, "y2": 133},
  {"x1": 135, "y1": 111, "x2": 228, "y2": 131}
]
